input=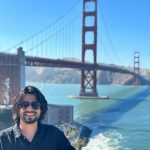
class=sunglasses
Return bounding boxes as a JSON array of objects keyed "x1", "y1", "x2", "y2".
[{"x1": 19, "y1": 101, "x2": 41, "y2": 110}]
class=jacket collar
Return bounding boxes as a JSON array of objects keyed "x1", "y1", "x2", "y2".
[
  {"x1": 13, "y1": 123, "x2": 22, "y2": 138},
  {"x1": 12, "y1": 122, "x2": 43, "y2": 138}
]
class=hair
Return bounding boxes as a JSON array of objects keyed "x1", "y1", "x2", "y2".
[{"x1": 12, "y1": 85, "x2": 48, "y2": 123}]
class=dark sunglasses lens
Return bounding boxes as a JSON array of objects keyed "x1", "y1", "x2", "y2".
[
  {"x1": 19, "y1": 101, "x2": 29, "y2": 109},
  {"x1": 19, "y1": 101, "x2": 40, "y2": 110},
  {"x1": 31, "y1": 102, "x2": 40, "y2": 109}
]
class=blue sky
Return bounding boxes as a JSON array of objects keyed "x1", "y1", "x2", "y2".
[
  {"x1": 100, "y1": 0, "x2": 150, "y2": 69},
  {"x1": 0, "y1": 0, "x2": 150, "y2": 69}
]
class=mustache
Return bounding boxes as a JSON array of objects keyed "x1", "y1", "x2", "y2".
[{"x1": 23, "y1": 111, "x2": 37, "y2": 114}]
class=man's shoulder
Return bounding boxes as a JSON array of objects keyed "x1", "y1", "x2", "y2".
[
  {"x1": 0, "y1": 125, "x2": 14, "y2": 137},
  {"x1": 41, "y1": 123, "x2": 61, "y2": 131},
  {"x1": 40, "y1": 124, "x2": 75, "y2": 149},
  {"x1": 40, "y1": 123, "x2": 64, "y2": 135}
]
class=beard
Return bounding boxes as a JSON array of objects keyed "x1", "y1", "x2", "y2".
[{"x1": 22, "y1": 111, "x2": 40, "y2": 124}]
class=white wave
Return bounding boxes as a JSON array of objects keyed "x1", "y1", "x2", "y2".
[{"x1": 82, "y1": 130, "x2": 130, "y2": 150}]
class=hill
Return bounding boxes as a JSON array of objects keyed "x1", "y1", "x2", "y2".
[{"x1": 26, "y1": 64, "x2": 150, "y2": 85}]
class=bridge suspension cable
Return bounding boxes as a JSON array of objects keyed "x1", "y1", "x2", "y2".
[
  {"x1": 2, "y1": 0, "x2": 82, "y2": 55},
  {"x1": 97, "y1": 32, "x2": 113, "y2": 64},
  {"x1": 25, "y1": 12, "x2": 82, "y2": 59},
  {"x1": 128, "y1": 52, "x2": 135, "y2": 69},
  {"x1": 97, "y1": 1, "x2": 123, "y2": 66}
]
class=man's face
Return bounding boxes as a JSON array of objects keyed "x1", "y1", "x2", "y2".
[{"x1": 19, "y1": 94, "x2": 41, "y2": 124}]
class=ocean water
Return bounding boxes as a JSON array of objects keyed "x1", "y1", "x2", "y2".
[{"x1": 27, "y1": 82, "x2": 150, "y2": 150}]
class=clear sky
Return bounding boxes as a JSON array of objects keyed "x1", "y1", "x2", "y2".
[{"x1": 0, "y1": 0, "x2": 150, "y2": 69}]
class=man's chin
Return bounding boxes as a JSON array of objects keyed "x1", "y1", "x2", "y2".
[
  {"x1": 24, "y1": 120, "x2": 37, "y2": 124},
  {"x1": 23, "y1": 117, "x2": 38, "y2": 124}
]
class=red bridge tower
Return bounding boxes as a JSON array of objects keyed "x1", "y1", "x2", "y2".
[
  {"x1": 134, "y1": 51, "x2": 140, "y2": 85},
  {"x1": 80, "y1": 0, "x2": 98, "y2": 96}
]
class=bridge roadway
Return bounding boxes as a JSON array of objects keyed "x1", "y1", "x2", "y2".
[
  {"x1": 0, "y1": 53, "x2": 144, "y2": 81},
  {"x1": 26, "y1": 56, "x2": 141, "y2": 78}
]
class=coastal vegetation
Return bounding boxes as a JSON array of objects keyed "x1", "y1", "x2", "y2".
[{"x1": 57, "y1": 121, "x2": 91, "y2": 150}]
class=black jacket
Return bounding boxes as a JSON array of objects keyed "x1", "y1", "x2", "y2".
[{"x1": 0, "y1": 123, "x2": 76, "y2": 150}]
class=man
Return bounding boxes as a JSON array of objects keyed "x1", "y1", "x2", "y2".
[{"x1": 0, "y1": 86, "x2": 76, "y2": 150}]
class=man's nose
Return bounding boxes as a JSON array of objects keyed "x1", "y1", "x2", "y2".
[{"x1": 26, "y1": 104, "x2": 33, "y2": 110}]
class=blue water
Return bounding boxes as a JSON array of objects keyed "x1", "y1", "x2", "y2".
[{"x1": 27, "y1": 82, "x2": 150, "y2": 150}]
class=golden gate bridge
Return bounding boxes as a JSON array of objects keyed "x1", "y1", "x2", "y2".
[{"x1": 0, "y1": 0, "x2": 148, "y2": 103}]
